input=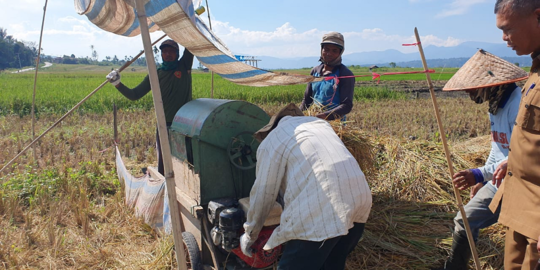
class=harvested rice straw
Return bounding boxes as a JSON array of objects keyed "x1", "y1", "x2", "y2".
[{"x1": 283, "y1": 104, "x2": 502, "y2": 269}]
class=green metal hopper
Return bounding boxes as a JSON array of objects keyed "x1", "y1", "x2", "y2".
[{"x1": 169, "y1": 98, "x2": 270, "y2": 205}]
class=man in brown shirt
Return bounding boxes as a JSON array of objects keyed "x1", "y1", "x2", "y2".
[{"x1": 490, "y1": 1, "x2": 540, "y2": 269}]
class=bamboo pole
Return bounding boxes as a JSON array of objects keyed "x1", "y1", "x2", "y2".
[
  {"x1": 205, "y1": 0, "x2": 214, "y2": 98},
  {"x1": 133, "y1": 1, "x2": 187, "y2": 269},
  {"x1": 414, "y1": 27, "x2": 481, "y2": 270},
  {"x1": 113, "y1": 102, "x2": 118, "y2": 145},
  {"x1": 0, "y1": 34, "x2": 167, "y2": 176},
  {"x1": 31, "y1": 0, "x2": 49, "y2": 162}
]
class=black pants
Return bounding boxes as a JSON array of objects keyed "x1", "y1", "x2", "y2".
[
  {"x1": 156, "y1": 124, "x2": 171, "y2": 175},
  {"x1": 277, "y1": 223, "x2": 365, "y2": 270}
]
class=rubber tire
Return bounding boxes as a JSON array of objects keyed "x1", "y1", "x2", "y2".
[{"x1": 182, "y1": 231, "x2": 203, "y2": 270}]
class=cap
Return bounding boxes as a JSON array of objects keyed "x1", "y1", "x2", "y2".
[
  {"x1": 159, "y1": 39, "x2": 179, "y2": 51},
  {"x1": 254, "y1": 103, "x2": 304, "y2": 142},
  {"x1": 321, "y1": 32, "x2": 344, "y2": 50}
]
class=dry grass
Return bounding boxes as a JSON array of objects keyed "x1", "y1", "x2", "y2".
[
  {"x1": 327, "y1": 123, "x2": 502, "y2": 270},
  {"x1": 0, "y1": 97, "x2": 502, "y2": 269}
]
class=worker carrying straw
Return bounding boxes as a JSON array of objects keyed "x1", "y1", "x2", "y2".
[{"x1": 300, "y1": 32, "x2": 355, "y2": 121}]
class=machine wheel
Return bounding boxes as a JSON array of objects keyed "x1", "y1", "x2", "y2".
[
  {"x1": 182, "y1": 231, "x2": 203, "y2": 270},
  {"x1": 227, "y1": 131, "x2": 259, "y2": 170}
]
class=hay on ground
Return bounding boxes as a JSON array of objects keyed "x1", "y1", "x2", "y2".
[{"x1": 329, "y1": 123, "x2": 502, "y2": 270}]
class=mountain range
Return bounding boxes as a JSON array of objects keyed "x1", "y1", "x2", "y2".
[{"x1": 249, "y1": 41, "x2": 532, "y2": 70}]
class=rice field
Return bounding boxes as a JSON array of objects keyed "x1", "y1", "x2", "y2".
[{"x1": 0, "y1": 65, "x2": 504, "y2": 269}]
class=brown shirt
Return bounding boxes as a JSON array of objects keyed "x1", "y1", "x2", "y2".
[{"x1": 490, "y1": 54, "x2": 540, "y2": 240}]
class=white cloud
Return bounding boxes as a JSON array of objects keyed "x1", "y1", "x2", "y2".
[
  {"x1": 4, "y1": 12, "x2": 464, "y2": 60},
  {"x1": 417, "y1": 35, "x2": 462, "y2": 47},
  {"x1": 436, "y1": 0, "x2": 489, "y2": 18},
  {"x1": 207, "y1": 22, "x2": 463, "y2": 57},
  {"x1": 210, "y1": 21, "x2": 323, "y2": 57}
]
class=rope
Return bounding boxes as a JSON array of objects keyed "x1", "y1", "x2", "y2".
[
  {"x1": 323, "y1": 69, "x2": 436, "y2": 83},
  {"x1": 402, "y1": 42, "x2": 421, "y2": 46}
]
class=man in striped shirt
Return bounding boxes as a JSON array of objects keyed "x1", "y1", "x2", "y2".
[{"x1": 240, "y1": 103, "x2": 372, "y2": 270}]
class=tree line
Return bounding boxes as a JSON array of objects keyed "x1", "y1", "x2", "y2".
[
  {"x1": 0, "y1": 28, "x2": 38, "y2": 70},
  {"x1": 0, "y1": 27, "x2": 153, "y2": 70}
]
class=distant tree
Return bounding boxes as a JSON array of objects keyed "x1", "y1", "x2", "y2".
[
  {"x1": 135, "y1": 56, "x2": 147, "y2": 66},
  {"x1": 71, "y1": 54, "x2": 75, "y2": 58},
  {"x1": 92, "y1": 50, "x2": 98, "y2": 62},
  {"x1": 0, "y1": 28, "x2": 7, "y2": 40},
  {"x1": 0, "y1": 28, "x2": 38, "y2": 69},
  {"x1": 78, "y1": 57, "x2": 90, "y2": 64},
  {"x1": 105, "y1": 56, "x2": 111, "y2": 62},
  {"x1": 153, "y1": 45, "x2": 161, "y2": 64},
  {"x1": 90, "y1": 45, "x2": 94, "y2": 60},
  {"x1": 515, "y1": 62, "x2": 520, "y2": 67},
  {"x1": 389, "y1": 62, "x2": 397, "y2": 68},
  {"x1": 112, "y1": 55, "x2": 119, "y2": 64},
  {"x1": 62, "y1": 55, "x2": 78, "y2": 64}
]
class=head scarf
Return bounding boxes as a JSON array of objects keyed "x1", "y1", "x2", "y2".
[
  {"x1": 469, "y1": 83, "x2": 517, "y2": 115},
  {"x1": 319, "y1": 32, "x2": 345, "y2": 69},
  {"x1": 159, "y1": 59, "x2": 179, "y2": 71},
  {"x1": 319, "y1": 48, "x2": 343, "y2": 69},
  {"x1": 159, "y1": 39, "x2": 180, "y2": 71}
]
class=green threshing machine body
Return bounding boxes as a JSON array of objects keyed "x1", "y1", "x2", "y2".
[{"x1": 169, "y1": 98, "x2": 270, "y2": 205}]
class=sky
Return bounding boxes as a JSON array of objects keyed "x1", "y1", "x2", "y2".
[{"x1": 0, "y1": 0, "x2": 506, "y2": 61}]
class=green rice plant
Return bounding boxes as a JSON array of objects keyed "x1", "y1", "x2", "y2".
[{"x1": 1, "y1": 70, "x2": 417, "y2": 117}]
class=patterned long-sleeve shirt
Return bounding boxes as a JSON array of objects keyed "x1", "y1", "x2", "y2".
[{"x1": 244, "y1": 116, "x2": 372, "y2": 250}]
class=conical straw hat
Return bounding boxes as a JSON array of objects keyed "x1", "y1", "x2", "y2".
[{"x1": 443, "y1": 49, "x2": 528, "y2": 91}]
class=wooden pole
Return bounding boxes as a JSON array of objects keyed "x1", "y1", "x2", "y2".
[
  {"x1": 113, "y1": 102, "x2": 118, "y2": 145},
  {"x1": 0, "y1": 34, "x2": 167, "y2": 176},
  {"x1": 205, "y1": 0, "x2": 214, "y2": 98},
  {"x1": 414, "y1": 27, "x2": 481, "y2": 270},
  {"x1": 133, "y1": 1, "x2": 188, "y2": 269},
  {"x1": 31, "y1": 0, "x2": 49, "y2": 163}
]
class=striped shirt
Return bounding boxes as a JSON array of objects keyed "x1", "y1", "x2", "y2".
[{"x1": 244, "y1": 116, "x2": 372, "y2": 250}]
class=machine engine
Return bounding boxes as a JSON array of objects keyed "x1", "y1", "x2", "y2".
[{"x1": 208, "y1": 198, "x2": 281, "y2": 269}]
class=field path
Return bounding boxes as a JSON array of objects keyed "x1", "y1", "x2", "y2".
[{"x1": 11, "y1": 62, "x2": 52, "y2": 73}]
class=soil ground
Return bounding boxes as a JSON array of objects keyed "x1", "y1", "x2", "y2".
[{"x1": 360, "y1": 79, "x2": 527, "y2": 99}]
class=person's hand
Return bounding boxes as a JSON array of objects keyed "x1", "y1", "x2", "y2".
[
  {"x1": 452, "y1": 170, "x2": 476, "y2": 190},
  {"x1": 470, "y1": 182, "x2": 484, "y2": 199},
  {"x1": 240, "y1": 233, "x2": 255, "y2": 257},
  {"x1": 492, "y1": 160, "x2": 508, "y2": 188},
  {"x1": 106, "y1": 69, "x2": 121, "y2": 86}
]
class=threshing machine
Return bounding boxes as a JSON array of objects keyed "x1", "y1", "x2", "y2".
[{"x1": 164, "y1": 98, "x2": 284, "y2": 270}]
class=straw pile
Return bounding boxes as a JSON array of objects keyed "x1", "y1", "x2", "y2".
[{"x1": 329, "y1": 122, "x2": 504, "y2": 269}]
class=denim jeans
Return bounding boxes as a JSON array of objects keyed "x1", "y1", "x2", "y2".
[{"x1": 454, "y1": 183, "x2": 500, "y2": 240}]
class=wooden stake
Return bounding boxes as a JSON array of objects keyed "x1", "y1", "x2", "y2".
[
  {"x1": 205, "y1": 0, "x2": 215, "y2": 98},
  {"x1": 113, "y1": 102, "x2": 118, "y2": 145},
  {"x1": 414, "y1": 27, "x2": 481, "y2": 270},
  {"x1": 133, "y1": 1, "x2": 188, "y2": 269},
  {"x1": 0, "y1": 34, "x2": 167, "y2": 176},
  {"x1": 31, "y1": 0, "x2": 49, "y2": 163}
]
